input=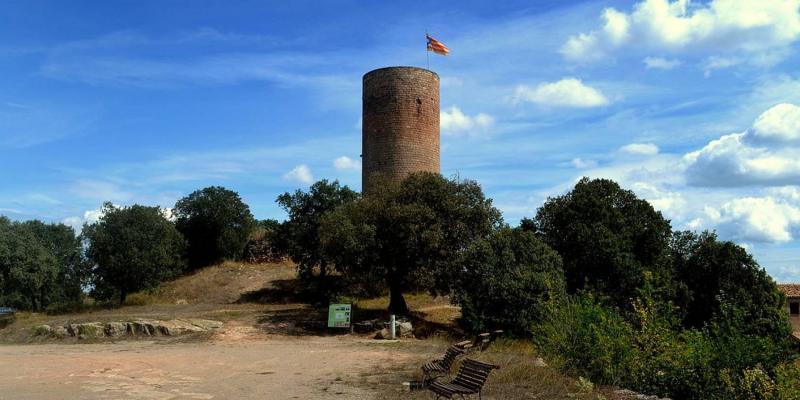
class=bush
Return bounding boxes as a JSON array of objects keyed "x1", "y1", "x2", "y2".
[
  {"x1": 536, "y1": 295, "x2": 636, "y2": 386},
  {"x1": 244, "y1": 219, "x2": 287, "y2": 263},
  {"x1": 452, "y1": 228, "x2": 565, "y2": 335},
  {"x1": 536, "y1": 293, "x2": 797, "y2": 400}
]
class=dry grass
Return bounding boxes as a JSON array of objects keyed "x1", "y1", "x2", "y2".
[
  {"x1": 369, "y1": 338, "x2": 648, "y2": 400},
  {"x1": 353, "y1": 338, "x2": 630, "y2": 400},
  {"x1": 125, "y1": 260, "x2": 296, "y2": 305},
  {"x1": 0, "y1": 261, "x2": 298, "y2": 343},
  {"x1": 355, "y1": 292, "x2": 460, "y2": 326}
]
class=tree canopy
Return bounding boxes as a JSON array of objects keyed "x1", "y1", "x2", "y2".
[
  {"x1": 174, "y1": 186, "x2": 255, "y2": 268},
  {"x1": 0, "y1": 217, "x2": 88, "y2": 311},
  {"x1": 0, "y1": 217, "x2": 58, "y2": 310},
  {"x1": 532, "y1": 178, "x2": 673, "y2": 309},
  {"x1": 277, "y1": 180, "x2": 359, "y2": 279},
  {"x1": 670, "y1": 230, "x2": 790, "y2": 341},
  {"x1": 320, "y1": 172, "x2": 503, "y2": 314},
  {"x1": 84, "y1": 203, "x2": 186, "y2": 304}
]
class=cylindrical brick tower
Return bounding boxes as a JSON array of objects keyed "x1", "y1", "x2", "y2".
[{"x1": 362, "y1": 66, "x2": 440, "y2": 194}]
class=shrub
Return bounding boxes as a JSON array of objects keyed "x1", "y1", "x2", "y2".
[
  {"x1": 775, "y1": 363, "x2": 800, "y2": 400},
  {"x1": 536, "y1": 293, "x2": 796, "y2": 400},
  {"x1": 244, "y1": 219, "x2": 287, "y2": 263},
  {"x1": 536, "y1": 295, "x2": 636, "y2": 386},
  {"x1": 452, "y1": 228, "x2": 565, "y2": 335}
]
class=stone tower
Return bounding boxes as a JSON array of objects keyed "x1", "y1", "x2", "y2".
[{"x1": 362, "y1": 66, "x2": 440, "y2": 194}]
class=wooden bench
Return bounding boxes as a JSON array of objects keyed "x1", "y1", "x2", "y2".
[
  {"x1": 422, "y1": 345, "x2": 465, "y2": 383},
  {"x1": 428, "y1": 358, "x2": 500, "y2": 399}
]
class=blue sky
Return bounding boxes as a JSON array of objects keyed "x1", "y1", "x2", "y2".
[{"x1": 2, "y1": 0, "x2": 800, "y2": 281}]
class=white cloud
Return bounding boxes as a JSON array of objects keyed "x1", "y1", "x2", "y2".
[
  {"x1": 571, "y1": 158, "x2": 598, "y2": 169},
  {"x1": 620, "y1": 143, "x2": 660, "y2": 155},
  {"x1": 283, "y1": 164, "x2": 313, "y2": 184},
  {"x1": 61, "y1": 205, "x2": 112, "y2": 232},
  {"x1": 698, "y1": 197, "x2": 800, "y2": 243},
  {"x1": 702, "y1": 56, "x2": 742, "y2": 76},
  {"x1": 514, "y1": 78, "x2": 609, "y2": 108},
  {"x1": 643, "y1": 56, "x2": 682, "y2": 69},
  {"x1": 685, "y1": 103, "x2": 800, "y2": 186},
  {"x1": 333, "y1": 156, "x2": 361, "y2": 171},
  {"x1": 562, "y1": 0, "x2": 800, "y2": 65},
  {"x1": 440, "y1": 106, "x2": 495, "y2": 137},
  {"x1": 751, "y1": 103, "x2": 800, "y2": 143}
]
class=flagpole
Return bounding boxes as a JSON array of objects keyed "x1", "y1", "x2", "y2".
[{"x1": 425, "y1": 30, "x2": 430, "y2": 70}]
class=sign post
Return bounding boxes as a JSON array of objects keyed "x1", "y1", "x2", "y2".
[{"x1": 327, "y1": 304, "x2": 352, "y2": 329}]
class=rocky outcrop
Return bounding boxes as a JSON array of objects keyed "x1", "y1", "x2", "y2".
[
  {"x1": 33, "y1": 319, "x2": 223, "y2": 340},
  {"x1": 77, "y1": 323, "x2": 105, "y2": 338},
  {"x1": 104, "y1": 322, "x2": 127, "y2": 337},
  {"x1": 373, "y1": 320, "x2": 414, "y2": 339}
]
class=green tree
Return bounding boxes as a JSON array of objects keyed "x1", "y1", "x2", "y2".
[
  {"x1": 0, "y1": 217, "x2": 58, "y2": 310},
  {"x1": 670, "y1": 230, "x2": 791, "y2": 340},
  {"x1": 453, "y1": 227, "x2": 565, "y2": 334},
  {"x1": 84, "y1": 203, "x2": 186, "y2": 304},
  {"x1": 277, "y1": 180, "x2": 358, "y2": 279},
  {"x1": 320, "y1": 173, "x2": 503, "y2": 314},
  {"x1": 20, "y1": 220, "x2": 90, "y2": 310},
  {"x1": 174, "y1": 186, "x2": 256, "y2": 268},
  {"x1": 532, "y1": 178, "x2": 673, "y2": 309}
]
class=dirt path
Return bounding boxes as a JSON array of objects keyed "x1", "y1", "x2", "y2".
[{"x1": 0, "y1": 335, "x2": 419, "y2": 400}]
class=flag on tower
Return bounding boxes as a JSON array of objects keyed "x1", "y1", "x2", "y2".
[{"x1": 426, "y1": 34, "x2": 449, "y2": 56}]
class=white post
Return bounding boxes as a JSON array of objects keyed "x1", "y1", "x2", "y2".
[{"x1": 390, "y1": 314, "x2": 396, "y2": 339}]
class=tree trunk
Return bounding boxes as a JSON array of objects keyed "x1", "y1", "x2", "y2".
[
  {"x1": 119, "y1": 290, "x2": 127, "y2": 306},
  {"x1": 319, "y1": 261, "x2": 327, "y2": 278},
  {"x1": 388, "y1": 283, "x2": 409, "y2": 315}
]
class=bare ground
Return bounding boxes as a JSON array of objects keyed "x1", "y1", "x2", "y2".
[
  {"x1": 0, "y1": 333, "x2": 426, "y2": 400},
  {"x1": 0, "y1": 262, "x2": 436, "y2": 400}
]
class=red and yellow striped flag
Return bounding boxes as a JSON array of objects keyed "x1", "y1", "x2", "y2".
[{"x1": 426, "y1": 34, "x2": 449, "y2": 56}]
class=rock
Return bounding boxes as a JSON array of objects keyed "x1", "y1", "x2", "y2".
[
  {"x1": 614, "y1": 389, "x2": 670, "y2": 400},
  {"x1": 397, "y1": 321, "x2": 413, "y2": 337},
  {"x1": 186, "y1": 319, "x2": 223, "y2": 330},
  {"x1": 104, "y1": 322, "x2": 127, "y2": 337},
  {"x1": 157, "y1": 320, "x2": 205, "y2": 336},
  {"x1": 353, "y1": 321, "x2": 375, "y2": 333},
  {"x1": 66, "y1": 323, "x2": 80, "y2": 337},
  {"x1": 32, "y1": 325, "x2": 52, "y2": 337},
  {"x1": 52, "y1": 325, "x2": 69, "y2": 338},
  {"x1": 374, "y1": 328, "x2": 391, "y2": 340},
  {"x1": 532, "y1": 357, "x2": 548, "y2": 367},
  {"x1": 175, "y1": 299, "x2": 188, "y2": 305},
  {"x1": 77, "y1": 322, "x2": 105, "y2": 338},
  {"x1": 129, "y1": 320, "x2": 158, "y2": 336}
]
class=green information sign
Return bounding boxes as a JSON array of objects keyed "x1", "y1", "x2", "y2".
[{"x1": 327, "y1": 303, "x2": 352, "y2": 328}]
